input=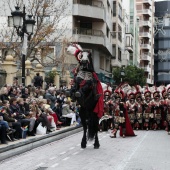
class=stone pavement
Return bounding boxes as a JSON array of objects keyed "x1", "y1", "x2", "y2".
[
  {"x1": 0, "y1": 126, "x2": 83, "y2": 161},
  {"x1": 1, "y1": 130, "x2": 170, "y2": 170}
]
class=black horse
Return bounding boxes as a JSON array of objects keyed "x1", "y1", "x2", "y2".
[{"x1": 67, "y1": 44, "x2": 103, "y2": 149}]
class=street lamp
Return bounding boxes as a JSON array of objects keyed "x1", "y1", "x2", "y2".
[
  {"x1": 11, "y1": 5, "x2": 35, "y2": 96},
  {"x1": 120, "y1": 67, "x2": 125, "y2": 82}
]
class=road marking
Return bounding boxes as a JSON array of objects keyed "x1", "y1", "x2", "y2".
[
  {"x1": 69, "y1": 147, "x2": 75, "y2": 150},
  {"x1": 72, "y1": 152, "x2": 79, "y2": 155},
  {"x1": 49, "y1": 157, "x2": 56, "y2": 160},
  {"x1": 116, "y1": 132, "x2": 148, "y2": 170},
  {"x1": 80, "y1": 148, "x2": 84, "y2": 151},
  {"x1": 63, "y1": 157, "x2": 70, "y2": 161},
  {"x1": 60, "y1": 151, "x2": 66, "y2": 155},
  {"x1": 36, "y1": 163, "x2": 45, "y2": 167},
  {"x1": 51, "y1": 163, "x2": 59, "y2": 168},
  {"x1": 103, "y1": 136, "x2": 106, "y2": 138},
  {"x1": 76, "y1": 144, "x2": 80, "y2": 146}
]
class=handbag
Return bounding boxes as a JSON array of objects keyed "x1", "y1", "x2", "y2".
[{"x1": 36, "y1": 123, "x2": 47, "y2": 135}]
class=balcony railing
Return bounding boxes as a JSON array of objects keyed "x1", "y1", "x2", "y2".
[
  {"x1": 73, "y1": 0, "x2": 104, "y2": 8},
  {"x1": 141, "y1": 53, "x2": 151, "y2": 60},
  {"x1": 140, "y1": 44, "x2": 151, "y2": 49},
  {"x1": 139, "y1": 32, "x2": 151, "y2": 37},
  {"x1": 139, "y1": 21, "x2": 151, "y2": 27},
  {"x1": 137, "y1": 9, "x2": 152, "y2": 16},
  {"x1": 73, "y1": 27, "x2": 104, "y2": 37}
]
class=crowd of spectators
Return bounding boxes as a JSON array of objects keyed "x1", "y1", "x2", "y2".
[{"x1": 0, "y1": 75, "x2": 81, "y2": 144}]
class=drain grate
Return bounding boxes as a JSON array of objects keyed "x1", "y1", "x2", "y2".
[{"x1": 35, "y1": 167, "x2": 48, "y2": 170}]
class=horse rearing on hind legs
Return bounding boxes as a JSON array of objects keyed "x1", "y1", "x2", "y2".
[{"x1": 66, "y1": 44, "x2": 104, "y2": 149}]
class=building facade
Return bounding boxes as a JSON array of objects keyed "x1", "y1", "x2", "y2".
[
  {"x1": 72, "y1": 0, "x2": 114, "y2": 83},
  {"x1": 154, "y1": 1, "x2": 170, "y2": 85},
  {"x1": 136, "y1": 0, "x2": 155, "y2": 85}
]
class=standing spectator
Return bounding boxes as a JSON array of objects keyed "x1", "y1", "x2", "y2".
[
  {"x1": 44, "y1": 87, "x2": 57, "y2": 109},
  {"x1": 13, "y1": 77, "x2": 19, "y2": 86},
  {"x1": 33, "y1": 73, "x2": 43, "y2": 88}
]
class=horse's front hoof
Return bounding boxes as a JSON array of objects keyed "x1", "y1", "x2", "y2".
[
  {"x1": 81, "y1": 145, "x2": 86, "y2": 149},
  {"x1": 81, "y1": 142, "x2": 87, "y2": 149},
  {"x1": 94, "y1": 145, "x2": 100, "y2": 149}
]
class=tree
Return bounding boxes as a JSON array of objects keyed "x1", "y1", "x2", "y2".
[
  {"x1": 112, "y1": 65, "x2": 146, "y2": 86},
  {"x1": 0, "y1": 0, "x2": 71, "y2": 67}
]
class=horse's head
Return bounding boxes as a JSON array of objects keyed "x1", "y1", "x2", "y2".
[{"x1": 67, "y1": 43, "x2": 94, "y2": 71}]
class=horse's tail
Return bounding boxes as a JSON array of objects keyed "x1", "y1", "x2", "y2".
[{"x1": 88, "y1": 112, "x2": 99, "y2": 140}]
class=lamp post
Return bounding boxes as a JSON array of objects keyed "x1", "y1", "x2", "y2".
[
  {"x1": 11, "y1": 5, "x2": 35, "y2": 92},
  {"x1": 120, "y1": 67, "x2": 125, "y2": 82}
]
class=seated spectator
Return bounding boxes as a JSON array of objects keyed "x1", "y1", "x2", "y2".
[
  {"x1": 62, "y1": 100, "x2": 77, "y2": 126},
  {"x1": 9, "y1": 88, "x2": 17, "y2": 98},
  {"x1": 0, "y1": 124, "x2": 7, "y2": 144},
  {"x1": 30, "y1": 99, "x2": 51, "y2": 133},
  {"x1": 24, "y1": 88, "x2": 30, "y2": 98},
  {"x1": 9, "y1": 97, "x2": 30, "y2": 129},
  {"x1": 0, "y1": 87, "x2": 9, "y2": 101},
  {"x1": 1, "y1": 100, "x2": 22, "y2": 139},
  {"x1": 0, "y1": 115, "x2": 15, "y2": 135},
  {"x1": 17, "y1": 98, "x2": 36, "y2": 136}
]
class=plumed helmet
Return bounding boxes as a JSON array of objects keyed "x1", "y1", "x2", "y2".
[{"x1": 135, "y1": 85, "x2": 142, "y2": 99}]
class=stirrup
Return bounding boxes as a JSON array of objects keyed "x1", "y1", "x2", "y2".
[{"x1": 75, "y1": 91, "x2": 81, "y2": 97}]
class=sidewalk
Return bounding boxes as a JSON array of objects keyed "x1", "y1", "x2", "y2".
[{"x1": 0, "y1": 126, "x2": 83, "y2": 162}]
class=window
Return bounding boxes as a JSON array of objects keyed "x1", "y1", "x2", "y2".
[
  {"x1": 106, "y1": 58, "x2": 110, "y2": 72},
  {"x1": 37, "y1": 15, "x2": 50, "y2": 26},
  {"x1": 113, "y1": 1, "x2": 116, "y2": 16},
  {"x1": 112, "y1": 23, "x2": 116, "y2": 38},
  {"x1": 118, "y1": 3, "x2": 122, "y2": 21},
  {"x1": 118, "y1": 47, "x2": 121, "y2": 61},
  {"x1": 112, "y1": 45, "x2": 116, "y2": 58},
  {"x1": 80, "y1": 22, "x2": 92, "y2": 29},
  {"x1": 118, "y1": 24, "x2": 122, "y2": 42},
  {"x1": 106, "y1": 26, "x2": 109, "y2": 38},
  {"x1": 100, "y1": 56, "x2": 104, "y2": 70},
  {"x1": 8, "y1": 16, "x2": 13, "y2": 27}
]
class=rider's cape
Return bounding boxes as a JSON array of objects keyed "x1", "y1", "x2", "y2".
[
  {"x1": 92, "y1": 72, "x2": 104, "y2": 118},
  {"x1": 120, "y1": 105, "x2": 136, "y2": 136}
]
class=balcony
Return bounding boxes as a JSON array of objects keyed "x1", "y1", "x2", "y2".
[
  {"x1": 125, "y1": 33, "x2": 133, "y2": 53},
  {"x1": 139, "y1": 21, "x2": 151, "y2": 28},
  {"x1": 139, "y1": 32, "x2": 151, "y2": 38},
  {"x1": 73, "y1": 27, "x2": 104, "y2": 45},
  {"x1": 143, "y1": 0, "x2": 152, "y2": 6},
  {"x1": 137, "y1": 9, "x2": 152, "y2": 16},
  {"x1": 73, "y1": 0, "x2": 104, "y2": 21},
  {"x1": 140, "y1": 53, "x2": 151, "y2": 62},
  {"x1": 136, "y1": 0, "x2": 152, "y2": 6},
  {"x1": 140, "y1": 44, "x2": 151, "y2": 49},
  {"x1": 146, "y1": 78, "x2": 152, "y2": 84},
  {"x1": 142, "y1": 66, "x2": 151, "y2": 72}
]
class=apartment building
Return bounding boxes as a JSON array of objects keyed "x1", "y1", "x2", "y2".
[
  {"x1": 72, "y1": 0, "x2": 114, "y2": 83},
  {"x1": 154, "y1": 1, "x2": 170, "y2": 85},
  {"x1": 136, "y1": 0, "x2": 155, "y2": 85}
]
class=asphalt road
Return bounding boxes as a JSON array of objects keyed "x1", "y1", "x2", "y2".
[{"x1": 0, "y1": 130, "x2": 170, "y2": 170}]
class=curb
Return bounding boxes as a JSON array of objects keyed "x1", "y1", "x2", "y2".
[{"x1": 0, "y1": 126, "x2": 83, "y2": 162}]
